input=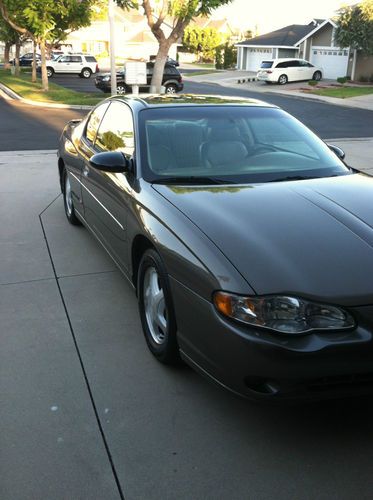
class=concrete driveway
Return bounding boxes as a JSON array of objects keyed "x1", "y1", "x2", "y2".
[{"x1": 1, "y1": 143, "x2": 373, "y2": 500}]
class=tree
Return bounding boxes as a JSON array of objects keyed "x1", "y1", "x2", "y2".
[
  {"x1": 0, "y1": 17, "x2": 20, "y2": 69},
  {"x1": 335, "y1": 0, "x2": 373, "y2": 55},
  {"x1": 0, "y1": 0, "x2": 98, "y2": 90},
  {"x1": 118, "y1": 0, "x2": 233, "y2": 91},
  {"x1": 183, "y1": 26, "x2": 222, "y2": 61}
]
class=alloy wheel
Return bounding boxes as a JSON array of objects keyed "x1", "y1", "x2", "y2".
[
  {"x1": 143, "y1": 266, "x2": 168, "y2": 345},
  {"x1": 65, "y1": 174, "x2": 73, "y2": 217}
]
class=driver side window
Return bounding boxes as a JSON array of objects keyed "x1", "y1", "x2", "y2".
[{"x1": 95, "y1": 102, "x2": 135, "y2": 157}]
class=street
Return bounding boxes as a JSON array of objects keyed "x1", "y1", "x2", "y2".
[
  {"x1": 1, "y1": 86, "x2": 373, "y2": 500},
  {"x1": 1, "y1": 73, "x2": 370, "y2": 151}
]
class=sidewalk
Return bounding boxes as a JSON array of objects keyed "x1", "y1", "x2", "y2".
[{"x1": 184, "y1": 70, "x2": 373, "y2": 111}]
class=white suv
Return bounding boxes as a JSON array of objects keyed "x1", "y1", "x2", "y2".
[
  {"x1": 45, "y1": 54, "x2": 99, "y2": 78},
  {"x1": 257, "y1": 58, "x2": 322, "y2": 85}
]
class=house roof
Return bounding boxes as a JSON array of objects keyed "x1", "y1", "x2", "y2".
[
  {"x1": 237, "y1": 24, "x2": 316, "y2": 47},
  {"x1": 127, "y1": 32, "x2": 156, "y2": 43}
]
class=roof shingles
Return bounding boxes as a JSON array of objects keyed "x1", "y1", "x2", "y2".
[{"x1": 237, "y1": 24, "x2": 316, "y2": 47}]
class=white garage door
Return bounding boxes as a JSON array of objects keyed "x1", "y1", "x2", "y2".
[
  {"x1": 310, "y1": 48, "x2": 349, "y2": 79},
  {"x1": 245, "y1": 48, "x2": 273, "y2": 72}
]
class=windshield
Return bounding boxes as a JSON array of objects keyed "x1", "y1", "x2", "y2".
[{"x1": 138, "y1": 106, "x2": 350, "y2": 185}]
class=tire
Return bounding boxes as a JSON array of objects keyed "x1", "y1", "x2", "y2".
[
  {"x1": 165, "y1": 83, "x2": 177, "y2": 94},
  {"x1": 81, "y1": 68, "x2": 92, "y2": 78},
  {"x1": 46, "y1": 67, "x2": 54, "y2": 78},
  {"x1": 313, "y1": 71, "x2": 322, "y2": 81},
  {"x1": 116, "y1": 85, "x2": 127, "y2": 95},
  {"x1": 278, "y1": 74, "x2": 288, "y2": 85},
  {"x1": 62, "y1": 168, "x2": 81, "y2": 226},
  {"x1": 137, "y1": 248, "x2": 180, "y2": 364}
]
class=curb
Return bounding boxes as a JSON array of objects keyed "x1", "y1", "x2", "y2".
[{"x1": 0, "y1": 82, "x2": 93, "y2": 110}]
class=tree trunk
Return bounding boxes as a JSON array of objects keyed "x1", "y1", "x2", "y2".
[
  {"x1": 31, "y1": 40, "x2": 37, "y2": 82},
  {"x1": 39, "y1": 39, "x2": 49, "y2": 92},
  {"x1": 150, "y1": 39, "x2": 172, "y2": 93},
  {"x1": 15, "y1": 41, "x2": 20, "y2": 76},
  {"x1": 4, "y1": 42, "x2": 11, "y2": 69}
]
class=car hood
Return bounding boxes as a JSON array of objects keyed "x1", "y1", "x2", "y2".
[{"x1": 153, "y1": 173, "x2": 373, "y2": 306}]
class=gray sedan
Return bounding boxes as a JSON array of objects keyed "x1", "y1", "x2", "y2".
[{"x1": 58, "y1": 94, "x2": 373, "y2": 400}]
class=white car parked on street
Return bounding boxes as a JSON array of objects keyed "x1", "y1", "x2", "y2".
[
  {"x1": 257, "y1": 58, "x2": 323, "y2": 85},
  {"x1": 43, "y1": 54, "x2": 99, "y2": 78}
]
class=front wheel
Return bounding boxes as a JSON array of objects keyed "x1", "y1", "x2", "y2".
[
  {"x1": 46, "y1": 67, "x2": 54, "y2": 78},
  {"x1": 165, "y1": 83, "x2": 177, "y2": 94},
  {"x1": 137, "y1": 249, "x2": 180, "y2": 364},
  {"x1": 278, "y1": 74, "x2": 288, "y2": 85},
  {"x1": 62, "y1": 168, "x2": 81, "y2": 226},
  {"x1": 313, "y1": 71, "x2": 322, "y2": 81},
  {"x1": 81, "y1": 68, "x2": 92, "y2": 78}
]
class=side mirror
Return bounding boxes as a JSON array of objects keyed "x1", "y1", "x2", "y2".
[
  {"x1": 327, "y1": 144, "x2": 345, "y2": 161},
  {"x1": 90, "y1": 151, "x2": 131, "y2": 173}
]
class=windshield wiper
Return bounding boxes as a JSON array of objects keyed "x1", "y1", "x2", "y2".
[
  {"x1": 151, "y1": 176, "x2": 234, "y2": 185},
  {"x1": 268, "y1": 175, "x2": 319, "y2": 183}
]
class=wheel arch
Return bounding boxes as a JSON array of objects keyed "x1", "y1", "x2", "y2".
[{"x1": 131, "y1": 234, "x2": 155, "y2": 291}]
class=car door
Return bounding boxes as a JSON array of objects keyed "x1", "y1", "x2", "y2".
[
  {"x1": 81, "y1": 101, "x2": 135, "y2": 272},
  {"x1": 55, "y1": 55, "x2": 71, "y2": 73},
  {"x1": 298, "y1": 60, "x2": 312, "y2": 80},
  {"x1": 74, "y1": 102, "x2": 111, "y2": 218},
  {"x1": 70, "y1": 55, "x2": 83, "y2": 73},
  {"x1": 287, "y1": 60, "x2": 300, "y2": 81}
]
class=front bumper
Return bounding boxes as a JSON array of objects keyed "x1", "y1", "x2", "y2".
[{"x1": 170, "y1": 277, "x2": 373, "y2": 400}]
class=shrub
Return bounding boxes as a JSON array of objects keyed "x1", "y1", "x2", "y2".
[
  {"x1": 359, "y1": 75, "x2": 369, "y2": 82},
  {"x1": 308, "y1": 80, "x2": 318, "y2": 86},
  {"x1": 337, "y1": 76, "x2": 348, "y2": 84},
  {"x1": 215, "y1": 46, "x2": 223, "y2": 69}
]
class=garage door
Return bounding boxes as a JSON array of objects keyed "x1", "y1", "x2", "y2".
[
  {"x1": 245, "y1": 48, "x2": 273, "y2": 72},
  {"x1": 310, "y1": 48, "x2": 349, "y2": 79}
]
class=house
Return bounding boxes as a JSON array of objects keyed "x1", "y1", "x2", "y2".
[
  {"x1": 61, "y1": 7, "x2": 178, "y2": 62},
  {"x1": 236, "y1": 18, "x2": 371, "y2": 80}
]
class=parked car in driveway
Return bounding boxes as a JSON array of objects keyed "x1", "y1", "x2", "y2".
[
  {"x1": 149, "y1": 54, "x2": 179, "y2": 66},
  {"x1": 58, "y1": 93, "x2": 373, "y2": 401},
  {"x1": 257, "y1": 58, "x2": 322, "y2": 84},
  {"x1": 43, "y1": 53, "x2": 99, "y2": 78},
  {"x1": 95, "y1": 62, "x2": 183, "y2": 94},
  {"x1": 10, "y1": 52, "x2": 41, "y2": 66}
]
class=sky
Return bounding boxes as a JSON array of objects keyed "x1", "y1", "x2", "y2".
[{"x1": 214, "y1": 0, "x2": 357, "y2": 35}]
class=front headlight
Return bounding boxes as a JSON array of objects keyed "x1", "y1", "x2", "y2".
[
  {"x1": 102, "y1": 75, "x2": 110, "y2": 82},
  {"x1": 213, "y1": 292, "x2": 355, "y2": 334}
]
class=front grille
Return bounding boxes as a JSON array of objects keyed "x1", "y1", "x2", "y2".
[{"x1": 307, "y1": 373, "x2": 373, "y2": 393}]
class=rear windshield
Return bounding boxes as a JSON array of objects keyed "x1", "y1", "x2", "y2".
[
  {"x1": 85, "y1": 56, "x2": 97, "y2": 62},
  {"x1": 260, "y1": 61, "x2": 273, "y2": 68},
  {"x1": 138, "y1": 106, "x2": 350, "y2": 185}
]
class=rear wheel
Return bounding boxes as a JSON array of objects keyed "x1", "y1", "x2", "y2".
[
  {"x1": 62, "y1": 168, "x2": 81, "y2": 226},
  {"x1": 81, "y1": 68, "x2": 92, "y2": 78},
  {"x1": 278, "y1": 74, "x2": 288, "y2": 85},
  {"x1": 137, "y1": 249, "x2": 180, "y2": 364},
  {"x1": 116, "y1": 85, "x2": 127, "y2": 95},
  {"x1": 165, "y1": 83, "x2": 177, "y2": 94},
  {"x1": 46, "y1": 67, "x2": 54, "y2": 78},
  {"x1": 313, "y1": 71, "x2": 322, "y2": 81}
]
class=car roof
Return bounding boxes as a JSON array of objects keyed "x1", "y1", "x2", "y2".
[
  {"x1": 112, "y1": 94, "x2": 278, "y2": 110},
  {"x1": 262, "y1": 58, "x2": 307, "y2": 62}
]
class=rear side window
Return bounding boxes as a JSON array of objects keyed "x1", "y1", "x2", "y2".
[
  {"x1": 288, "y1": 60, "x2": 300, "y2": 67},
  {"x1": 275, "y1": 61, "x2": 289, "y2": 68},
  {"x1": 71, "y1": 56, "x2": 82, "y2": 63},
  {"x1": 85, "y1": 102, "x2": 110, "y2": 143},
  {"x1": 164, "y1": 66, "x2": 180, "y2": 76},
  {"x1": 260, "y1": 61, "x2": 273, "y2": 68},
  {"x1": 85, "y1": 56, "x2": 97, "y2": 63}
]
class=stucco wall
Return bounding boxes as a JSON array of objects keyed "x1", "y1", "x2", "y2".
[{"x1": 311, "y1": 24, "x2": 333, "y2": 47}]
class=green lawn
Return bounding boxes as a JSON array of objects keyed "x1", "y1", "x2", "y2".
[
  {"x1": 310, "y1": 86, "x2": 373, "y2": 99},
  {"x1": 0, "y1": 68, "x2": 103, "y2": 105}
]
